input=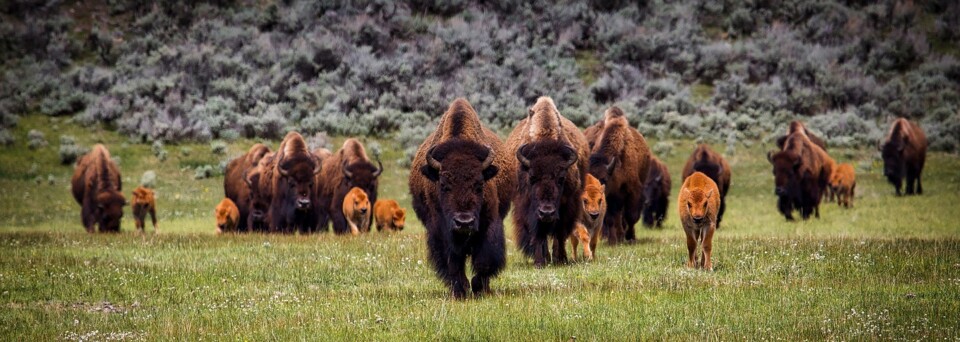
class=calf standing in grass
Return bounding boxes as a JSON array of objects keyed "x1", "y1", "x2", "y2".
[
  {"x1": 678, "y1": 172, "x2": 720, "y2": 271},
  {"x1": 830, "y1": 163, "x2": 856, "y2": 208},
  {"x1": 374, "y1": 199, "x2": 406, "y2": 232},
  {"x1": 570, "y1": 174, "x2": 606, "y2": 261},
  {"x1": 215, "y1": 198, "x2": 240, "y2": 233},
  {"x1": 342, "y1": 187, "x2": 371, "y2": 235},
  {"x1": 131, "y1": 186, "x2": 158, "y2": 233}
]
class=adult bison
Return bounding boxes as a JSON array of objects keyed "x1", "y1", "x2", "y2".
[
  {"x1": 224, "y1": 143, "x2": 270, "y2": 232},
  {"x1": 317, "y1": 138, "x2": 383, "y2": 234},
  {"x1": 505, "y1": 97, "x2": 589, "y2": 267},
  {"x1": 71, "y1": 144, "x2": 126, "y2": 233},
  {"x1": 642, "y1": 156, "x2": 671, "y2": 228},
  {"x1": 768, "y1": 132, "x2": 833, "y2": 221},
  {"x1": 244, "y1": 152, "x2": 276, "y2": 232},
  {"x1": 776, "y1": 121, "x2": 827, "y2": 151},
  {"x1": 266, "y1": 132, "x2": 322, "y2": 233},
  {"x1": 681, "y1": 145, "x2": 731, "y2": 228},
  {"x1": 409, "y1": 98, "x2": 516, "y2": 299},
  {"x1": 587, "y1": 107, "x2": 650, "y2": 244},
  {"x1": 880, "y1": 118, "x2": 927, "y2": 196}
]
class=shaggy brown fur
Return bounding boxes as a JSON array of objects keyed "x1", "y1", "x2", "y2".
[
  {"x1": 583, "y1": 120, "x2": 604, "y2": 150},
  {"x1": 131, "y1": 186, "x2": 157, "y2": 233},
  {"x1": 342, "y1": 187, "x2": 371, "y2": 235},
  {"x1": 244, "y1": 152, "x2": 275, "y2": 231},
  {"x1": 317, "y1": 138, "x2": 382, "y2": 234},
  {"x1": 830, "y1": 163, "x2": 856, "y2": 208},
  {"x1": 587, "y1": 107, "x2": 650, "y2": 244},
  {"x1": 881, "y1": 118, "x2": 927, "y2": 196},
  {"x1": 505, "y1": 96, "x2": 590, "y2": 267},
  {"x1": 681, "y1": 144, "x2": 732, "y2": 228},
  {"x1": 642, "y1": 156, "x2": 671, "y2": 228},
  {"x1": 267, "y1": 132, "x2": 322, "y2": 233},
  {"x1": 768, "y1": 132, "x2": 832, "y2": 221},
  {"x1": 224, "y1": 143, "x2": 270, "y2": 232},
  {"x1": 374, "y1": 199, "x2": 406, "y2": 232},
  {"x1": 570, "y1": 174, "x2": 606, "y2": 261},
  {"x1": 776, "y1": 121, "x2": 827, "y2": 151},
  {"x1": 409, "y1": 98, "x2": 515, "y2": 299},
  {"x1": 71, "y1": 144, "x2": 126, "y2": 233},
  {"x1": 678, "y1": 172, "x2": 720, "y2": 271},
  {"x1": 215, "y1": 198, "x2": 240, "y2": 234}
]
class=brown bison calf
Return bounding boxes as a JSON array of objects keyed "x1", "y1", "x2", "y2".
[
  {"x1": 678, "y1": 172, "x2": 720, "y2": 271},
  {"x1": 374, "y1": 199, "x2": 406, "y2": 232},
  {"x1": 570, "y1": 174, "x2": 606, "y2": 261},
  {"x1": 131, "y1": 186, "x2": 158, "y2": 233},
  {"x1": 342, "y1": 187, "x2": 371, "y2": 235},
  {"x1": 71, "y1": 144, "x2": 126, "y2": 233},
  {"x1": 881, "y1": 118, "x2": 927, "y2": 196},
  {"x1": 215, "y1": 198, "x2": 240, "y2": 233},
  {"x1": 830, "y1": 163, "x2": 856, "y2": 208},
  {"x1": 681, "y1": 144, "x2": 731, "y2": 228}
]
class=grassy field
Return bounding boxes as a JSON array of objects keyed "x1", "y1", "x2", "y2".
[{"x1": 1, "y1": 115, "x2": 959, "y2": 340}]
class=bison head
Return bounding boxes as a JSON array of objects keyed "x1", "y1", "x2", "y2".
[
  {"x1": 682, "y1": 186, "x2": 714, "y2": 226},
  {"x1": 392, "y1": 208, "x2": 406, "y2": 230},
  {"x1": 880, "y1": 138, "x2": 906, "y2": 191},
  {"x1": 587, "y1": 153, "x2": 616, "y2": 185},
  {"x1": 346, "y1": 187, "x2": 370, "y2": 216},
  {"x1": 768, "y1": 150, "x2": 803, "y2": 197},
  {"x1": 582, "y1": 175, "x2": 605, "y2": 225},
  {"x1": 643, "y1": 174, "x2": 664, "y2": 207},
  {"x1": 421, "y1": 140, "x2": 498, "y2": 235},
  {"x1": 517, "y1": 141, "x2": 578, "y2": 223},
  {"x1": 278, "y1": 154, "x2": 321, "y2": 211},
  {"x1": 95, "y1": 190, "x2": 126, "y2": 232},
  {"x1": 342, "y1": 157, "x2": 383, "y2": 202}
]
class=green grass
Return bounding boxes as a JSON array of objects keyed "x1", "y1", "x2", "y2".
[{"x1": 1, "y1": 116, "x2": 959, "y2": 340}]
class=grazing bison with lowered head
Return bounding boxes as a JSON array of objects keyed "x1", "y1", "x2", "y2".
[
  {"x1": 224, "y1": 143, "x2": 271, "y2": 232},
  {"x1": 342, "y1": 187, "x2": 371, "y2": 235},
  {"x1": 588, "y1": 107, "x2": 651, "y2": 244},
  {"x1": 776, "y1": 121, "x2": 827, "y2": 151},
  {"x1": 71, "y1": 144, "x2": 126, "y2": 233},
  {"x1": 679, "y1": 171, "x2": 720, "y2": 271},
  {"x1": 266, "y1": 132, "x2": 322, "y2": 233},
  {"x1": 880, "y1": 118, "x2": 927, "y2": 196},
  {"x1": 317, "y1": 139, "x2": 383, "y2": 234},
  {"x1": 131, "y1": 186, "x2": 158, "y2": 233},
  {"x1": 409, "y1": 98, "x2": 517, "y2": 299},
  {"x1": 830, "y1": 163, "x2": 856, "y2": 208},
  {"x1": 681, "y1": 144, "x2": 731, "y2": 228},
  {"x1": 642, "y1": 156, "x2": 671, "y2": 229},
  {"x1": 569, "y1": 174, "x2": 606, "y2": 261},
  {"x1": 215, "y1": 198, "x2": 240, "y2": 234},
  {"x1": 374, "y1": 199, "x2": 406, "y2": 232},
  {"x1": 506, "y1": 97, "x2": 590, "y2": 267},
  {"x1": 768, "y1": 132, "x2": 833, "y2": 221}
]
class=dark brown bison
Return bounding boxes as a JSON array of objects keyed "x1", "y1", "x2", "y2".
[
  {"x1": 642, "y1": 156, "x2": 671, "y2": 228},
  {"x1": 266, "y1": 132, "x2": 322, "y2": 233},
  {"x1": 681, "y1": 144, "x2": 731, "y2": 228},
  {"x1": 505, "y1": 97, "x2": 590, "y2": 268},
  {"x1": 317, "y1": 138, "x2": 383, "y2": 234},
  {"x1": 243, "y1": 152, "x2": 275, "y2": 232},
  {"x1": 776, "y1": 121, "x2": 827, "y2": 151},
  {"x1": 881, "y1": 118, "x2": 927, "y2": 196},
  {"x1": 71, "y1": 144, "x2": 126, "y2": 233},
  {"x1": 409, "y1": 98, "x2": 517, "y2": 299},
  {"x1": 587, "y1": 107, "x2": 650, "y2": 244},
  {"x1": 224, "y1": 143, "x2": 271, "y2": 232},
  {"x1": 768, "y1": 132, "x2": 833, "y2": 221}
]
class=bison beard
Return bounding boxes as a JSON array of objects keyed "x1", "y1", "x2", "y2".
[{"x1": 513, "y1": 141, "x2": 581, "y2": 268}]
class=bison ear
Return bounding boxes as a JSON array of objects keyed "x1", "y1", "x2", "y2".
[
  {"x1": 706, "y1": 188, "x2": 714, "y2": 199},
  {"x1": 482, "y1": 165, "x2": 499, "y2": 181},
  {"x1": 420, "y1": 165, "x2": 440, "y2": 182}
]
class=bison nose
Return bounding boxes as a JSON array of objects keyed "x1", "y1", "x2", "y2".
[
  {"x1": 538, "y1": 204, "x2": 556, "y2": 216},
  {"x1": 297, "y1": 198, "x2": 311, "y2": 209},
  {"x1": 589, "y1": 212, "x2": 600, "y2": 220},
  {"x1": 218, "y1": 224, "x2": 225, "y2": 230},
  {"x1": 452, "y1": 212, "x2": 475, "y2": 229},
  {"x1": 360, "y1": 207, "x2": 368, "y2": 214},
  {"x1": 692, "y1": 216, "x2": 704, "y2": 224},
  {"x1": 775, "y1": 187, "x2": 786, "y2": 196}
]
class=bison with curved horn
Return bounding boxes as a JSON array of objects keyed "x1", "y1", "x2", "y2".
[{"x1": 317, "y1": 138, "x2": 383, "y2": 234}]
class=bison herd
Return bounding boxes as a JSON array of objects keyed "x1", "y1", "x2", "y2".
[{"x1": 70, "y1": 98, "x2": 928, "y2": 299}]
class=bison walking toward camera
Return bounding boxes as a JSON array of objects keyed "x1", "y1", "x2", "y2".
[
  {"x1": 679, "y1": 171, "x2": 720, "y2": 271},
  {"x1": 131, "y1": 186, "x2": 157, "y2": 233},
  {"x1": 317, "y1": 139, "x2": 383, "y2": 234},
  {"x1": 71, "y1": 144, "x2": 126, "y2": 233},
  {"x1": 587, "y1": 107, "x2": 650, "y2": 244},
  {"x1": 642, "y1": 156, "x2": 671, "y2": 228},
  {"x1": 570, "y1": 174, "x2": 606, "y2": 261},
  {"x1": 768, "y1": 132, "x2": 833, "y2": 221},
  {"x1": 266, "y1": 132, "x2": 322, "y2": 233},
  {"x1": 342, "y1": 187, "x2": 371, "y2": 235},
  {"x1": 881, "y1": 118, "x2": 927, "y2": 196},
  {"x1": 224, "y1": 143, "x2": 271, "y2": 232},
  {"x1": 409, "y1": 98, "x2": 516, "y2": 299},
  {"x1": 506, "y1": 97, "x2": 589, "y2": 268},
  {"x1": 681, "y1": 144, "x2": 731, "y2": 228}
]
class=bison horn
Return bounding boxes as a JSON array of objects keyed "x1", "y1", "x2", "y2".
[
  {"x1": 279, "y1": 163, "x2": 290, "y2": 177},
  {"x1": 372, "y1": 156, "x2": 383, "y2": 178},
  {"x1": 516, "y1": 144, "x2": 532, "y2": 168},
  {"x1": 480, "y1": 145, "x2": 495, "y2": 169},
  {"x1": 342, "y1": 160, "x2": 353, "y2": 179},
  {"x1": 605, "y1": 157, "x2": 616, "y2": 172},
  {"x1": 426, "y1": 146, "x2": 442, "y2": 170},
  {"x1": 562, "y1": 145, "x2": 578, "y2": 168}
]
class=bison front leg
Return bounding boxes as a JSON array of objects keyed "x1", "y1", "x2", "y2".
[
  {"x1": 447, "y1": 253, "x2": 470, "y2": 300},
  {"x1": 471, "y1": 220, "x2": 505, "y2": 297},
  {"x1": 684, "y1": 231, "x2": 696, "y2": 269},
  {"x1": 551, "y1": 235, "x2": 569, "y2": 265},
  {"x1": 150, "y1": 208, "x2": 158, "y2": 233},
  {"x1": 533, "y1": 237, "x2": 548, "y2": 269},
  {"x1": 703, "y1": 225, "x2": 715, "y2": 271}
]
